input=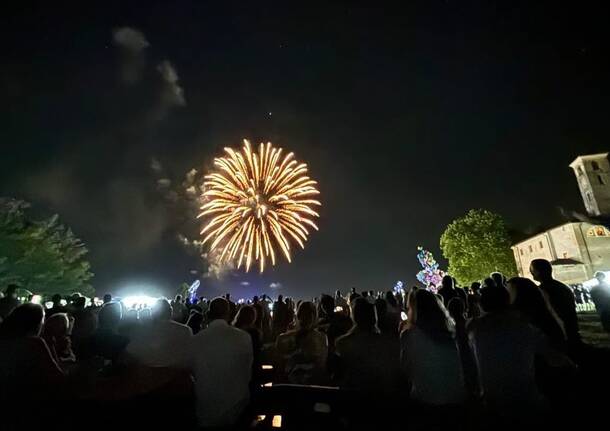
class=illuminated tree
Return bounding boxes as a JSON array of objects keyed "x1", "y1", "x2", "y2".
[
  {"x1": 440, "y1": 209, "x2": 517, "y2": 285},
  {"x1": 0, "y1": 199, "x2": 93, "y2": 297}
]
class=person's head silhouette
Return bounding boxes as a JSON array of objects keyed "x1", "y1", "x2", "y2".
[
  {"x1": 352, "y1": 297, "x2": 377, "y2": 331},
  {"x1": 529, "y1": 259, "x2": 553, "y2": 283},
  {"x1": 98, "y1": 302, "x2": 122, "y2": 331},
  {"x1": 441, "y1": 275, "x2": 454, "y2": 290},
  {"x1": 0, "y1": 303, "x2": 44, "y2": 338},
  {"x1": 103, "y1": 294, "x2": 112, "y2": 304},
  {"x1": 151, "y1": 299, "x2": 172, "y2": 322},
  {"x1": 208, "y1": 297, "x2": 230, "y2": 322}
]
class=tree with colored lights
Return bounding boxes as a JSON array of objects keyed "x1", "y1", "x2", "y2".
[
  {"x1": 416, "y1": 247, "x2": 445, "y2": 292},
  {"x1": 440, "y1": 209, "x2": 517, "y2": 285}
]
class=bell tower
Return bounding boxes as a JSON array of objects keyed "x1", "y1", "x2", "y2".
[{"x1": 570, "y1": 153, "x2": 610, "y2": 216}]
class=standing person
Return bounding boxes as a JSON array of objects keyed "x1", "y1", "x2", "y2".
[
  {"x1": 83, "y1": 302, "x2": 130, "y2": 365},
  {"x1": 530, "y1": 259, "x2": 582, "y2": 350},
  {"x1": 275, "y1": 301, "x2": 328, "y2": 385},
  {"x1": 438, "y1": 275, "x2": 460, "y2": 307},
  {"x1": 42, "y1": 313, "x2": 76, "y2": 367},
  {"x1": 335, "y1": 298, "x2": 400, "y2": 396},
  {"x1": 0, "y1": 285, "x2": 21, "y2": 320},
  {"x1": 507, "y1": 277, "x2": 567, "y2": 351},
  {"x1": 127, "y1": 299, "x2": 192, "y2": 368},
  {"x1": 400, "y1": 289, "x2": 467, "y2": 408},
  {"x1": 190, "y1": 298, "x2": 252, "y2": 429},
  {"x1": 590, "y1": 272, "x2": 610, "y2": 332},
  {"x1": 171, "y1": 295, "x2": 187, "y2": 323},
  {"x1": 233, "y1": 305, "x2": 262, "y2": 388},
  {"x1": 271, "y1": 295, "x2": 289, "y2": 340}
]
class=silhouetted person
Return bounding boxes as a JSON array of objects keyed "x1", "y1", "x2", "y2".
[
  {"x1": 127, "y1": 298, "x2": 192, "y2": 368},
  {"x1": 335, "y1": 297, "x2": 400, "y2": 396},
  {"x1": 275, "y1": 301, "x2": 328, "y2": 385},
  {"x1": 507, "y1": 277, "x2": 566, "y2": 350},
  {"x1": 591, "y1": 271, "x2": 610, "y2": 331},
  {"x1": 171, "y1": 295, "x2": 187, "y2": 323},
  {"x1": 491, "y1": 271, "x2": 506, "y2": 289},
  {"x1": 233, "y1": 305, "x2": 262, "y2": 388},
  {"x1": 530, "y1": 259, "x2": 581, "y2": 350},
  {"x1": 46, "y1": 294, "x2": 66, "y2": 317},
  {"x1": 186, "y1": 310, "x2": 204, "y2": 334},
  {"x1": 42, "y1": 313, "x2": 76, "y2": 366},
  {"x1": 0, "y1": 303, "x2": 64, "y2": 407},
  {"x1": 103, "y1": 293, "x2": 112, "y2": 304},
  {"x1": 190, "y1": 297, "x2": 252, "y2": 428},
  {"x1": 272, "y1": 294, "x2": 290, "y2": 340},
  {"x1": 0, "y1": 285, "x2": 21, "y2": 320},
  {"x1": 84, "y1": 302, "x2": 129, "y2": 365},
  {"x1": 401, "y1": 289, "x2": 467, "y2": 407},
  {"x1": 438, "y1": 275, "x2": 459, "y2": 306}
]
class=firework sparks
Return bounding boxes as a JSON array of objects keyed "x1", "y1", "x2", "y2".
[{"x1": 198, "y1": 139, "x2": 321, "y2": 272}]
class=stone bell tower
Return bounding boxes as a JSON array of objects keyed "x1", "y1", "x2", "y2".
[{"x1": 570, "y1": 153, "x2": 610, "y2": 216}]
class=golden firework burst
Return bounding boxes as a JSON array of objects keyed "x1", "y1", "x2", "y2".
[{"x1": 198, "y1": 139, "x2": 321, "y2": 272}]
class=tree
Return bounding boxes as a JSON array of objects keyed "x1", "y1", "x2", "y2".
[
  {"x1": 0, "y1": 198, "x2": 94, "y2": 297},
  {"x1": 440, "y1": 209, "x2": 517, "y2": 285}
]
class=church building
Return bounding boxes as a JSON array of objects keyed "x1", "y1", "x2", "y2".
[{"x1": 512, "y1": 153, "x2": 610, "y2": 285}]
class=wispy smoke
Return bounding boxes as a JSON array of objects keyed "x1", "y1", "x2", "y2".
[
  {"x1": 269, "y1": 282, "x2": 282, "y2": 290},
  {"x1": 112, "y1": 27, "x2": 149, "y2": 84}
]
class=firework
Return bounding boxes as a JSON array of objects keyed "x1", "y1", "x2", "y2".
[{"x1": 198, "y1": 139, "x2": 321, "y2": 272}]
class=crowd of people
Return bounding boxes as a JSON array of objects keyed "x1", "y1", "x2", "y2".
[{"x1": 1, "y1": 258, "x2": 610, "y2": 430}]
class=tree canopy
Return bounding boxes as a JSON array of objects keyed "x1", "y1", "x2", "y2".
[
  {"x1": 440, "y1": 209, "x2": 517, "y2": 285},
  {"x1": 0, "y1": 198, "x2": 94, "y2": 297}
]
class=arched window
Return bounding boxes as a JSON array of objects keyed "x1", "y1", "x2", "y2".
[{"x1": 592, "y1": 161, "x2": 600, "y2": 171}]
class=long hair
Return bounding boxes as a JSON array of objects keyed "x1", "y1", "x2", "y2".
[
  {"x1": 233, "y1": 305, "x2": 257, "y2": 329},
  {"x1": 408, "y1": 289, "x2": 455, "y2": 339}
]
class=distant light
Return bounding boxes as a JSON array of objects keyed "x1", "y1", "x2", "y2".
[
  {"x1": 261, "y1": 382, "x2": 273, "y2": 387},
  {"x1": 272, "y1": 415, "x2": 282, "y2": 428},
  {"x1": 31, "y1": 295, "x2": 42, "y2": 305},
  {"x1": 261, "y1": 364, "x2": 273, "y2": 370},
  {"x1": 45, "y1": 301, "x2": 54, "y2": 309},
  {"x1": 268, "y1": 111, "x2": 273, "y2": 116},
  {"x1": 401, "y1": 311, "x2": 408, "y2": 321},
  {"x1": 334, "y1": 306, "x2": 343, "y2": 312},
  {"x1": 122, "y1": 295, "x2": 158, "y2": 308},
  {"x1": 257, "y1": 415, "x2": 266, "y2": 422}
]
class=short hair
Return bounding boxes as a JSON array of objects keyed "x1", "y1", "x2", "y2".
[
  {"x1": 151, "y1": 299, "x2": 172, "y2": 321},
  {"x1": 0, "y1": 303, "x2": 44, "y2": 338},
  {"x1": 491, "y1": 272, "x2": 506, "y2": 287},
  {"x1": 352, "y1": 297, "x2": 377, "y2": 330},
  {"x1": 480, "y1": 285, "x2": 509, "y2": 312},
  {"x1": 530, "y1": 259, "x2": 552, "y2": 277},
  {"x1": 441, "y1": 275, "x2": 454, "y2": 289},
  {"x1": 447, "y1": 297, "x2": 465, "y2": 321},
  {"x1": 98, "y1": 302, "x2": 122, "y2": 329},
  {"x1": 208, "y1": 297, "x2": 230, "y2": 321},
  {"x1": 103, "y1": 294, "x2": 112, "y2": 303}
]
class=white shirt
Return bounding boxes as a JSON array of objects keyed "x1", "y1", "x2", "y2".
[
  {"x1": 190, "y1": 319, "x2": 253, "y2": 427},
  {"x1": 127, "y1": 320, "x2": 192, "y2": 368}
]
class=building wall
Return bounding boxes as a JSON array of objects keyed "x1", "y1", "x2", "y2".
[{"x1": 512, "y1": 222, "x2": 610, "y2": 285}]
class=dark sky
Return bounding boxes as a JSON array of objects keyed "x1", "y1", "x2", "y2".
[{"x1": 1, "y1": 1, "x2": 607, "y2": 299}]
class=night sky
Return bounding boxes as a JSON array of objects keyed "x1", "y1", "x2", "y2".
[{"x1": 1, "y1": 1, "x2": 607, "y2": 299}]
